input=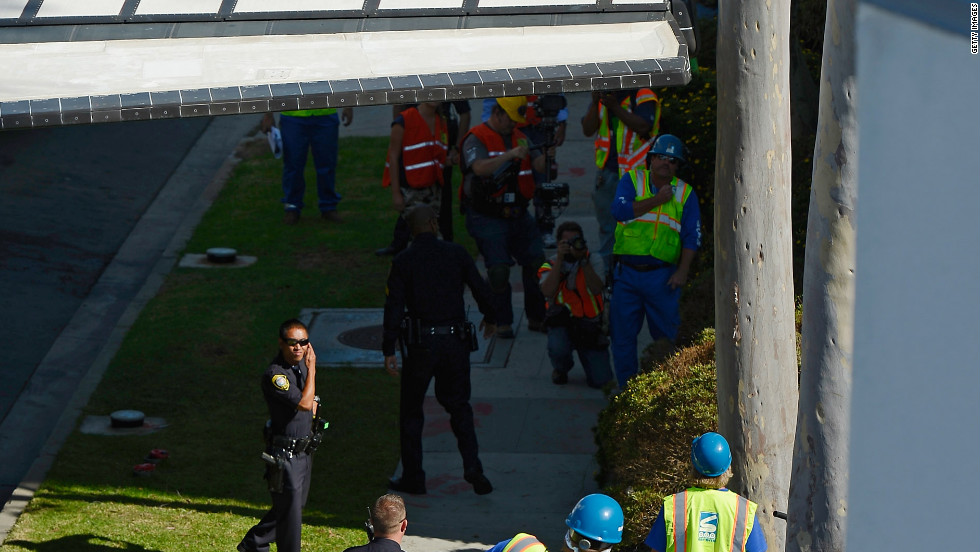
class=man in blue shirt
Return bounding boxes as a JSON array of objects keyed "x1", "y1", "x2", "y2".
[{"x1": 608, "y1": 135, "x2": 701, "y2": 387}]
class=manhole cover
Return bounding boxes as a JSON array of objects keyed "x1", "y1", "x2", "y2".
[{"x1": 337, "y1": 324, "x2": 384, "y2": 351}]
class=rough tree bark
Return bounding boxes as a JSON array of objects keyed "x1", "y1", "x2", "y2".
[
  {"x1": 714, "y1": 0, "x2": 799, "y2": 550},
  {"x1": 786, "y1": 0, "x2": 857, "y2": 549}
]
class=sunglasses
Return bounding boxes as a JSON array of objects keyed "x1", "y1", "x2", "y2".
[
  {"x1": 283, "y1": 338, "x2": 310, "y2": 347},
  {"x1": 654, "y1": 154, "x2": 680, "y2": 164}
]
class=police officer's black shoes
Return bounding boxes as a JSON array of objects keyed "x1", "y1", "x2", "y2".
[
  {"x1": 552, "y1": 370, "x2": 569, "y2": 385},
  {"x1": 388, "y1": 476, "x2": 427, "y2": 495},
  {"x1": 465, "y1": 472, "x2": 493, "y2": 495}
]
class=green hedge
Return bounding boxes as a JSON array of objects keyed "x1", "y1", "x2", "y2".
[{"x1": 594, "y1": 330, "x2": 718, "y2": 551}]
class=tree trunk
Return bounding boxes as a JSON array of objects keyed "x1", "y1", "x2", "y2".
[
  {"x1": 714, "y1": 0, "x2": 799, "y2": 550},
  {"x1": 786, "y1": 0, "x2": 857, "y2": 550}
]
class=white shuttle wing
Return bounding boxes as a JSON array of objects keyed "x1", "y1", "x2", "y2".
[{"x1": 0, "y1": 1, "x2": 695, "y2": 128}]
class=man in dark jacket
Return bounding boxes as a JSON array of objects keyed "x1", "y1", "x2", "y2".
[{"x1": 382, "y1": 205, "x2": 497, "y2": 496}]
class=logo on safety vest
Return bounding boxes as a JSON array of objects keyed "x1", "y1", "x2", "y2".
[{"x1": 698, "y1": 512, "x2": 718, "y2": 542}]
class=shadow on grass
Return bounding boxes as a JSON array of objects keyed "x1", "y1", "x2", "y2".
[
  {"x1": 4, "y1": 534, "x2": 161, "y2": 552},
  {"x1": 30, "y1": 487, "x2": 364, "y2": 533}
]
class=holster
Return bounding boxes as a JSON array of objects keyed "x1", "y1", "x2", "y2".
[
  {"x1": 261, "y1": 449, "x2": 287, "y2": 493},
  {"x1": 464, "y1": 321, "x2": 479, "y2": 351}
]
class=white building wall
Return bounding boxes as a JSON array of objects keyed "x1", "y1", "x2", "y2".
[{"x1": 849, "y1": 3, "x2": 980, "y2": 550}]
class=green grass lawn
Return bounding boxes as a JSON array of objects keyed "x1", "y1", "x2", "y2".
[{"x1": 1, "y1": 134, "x2": 471, "y2": 552}]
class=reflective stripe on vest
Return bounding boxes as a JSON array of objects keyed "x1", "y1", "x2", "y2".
[
  {"x1": 502, "y1": 533, "x2": 545, "y2": 552},
  {"x1": 465, "y1": 123, "x2": 536, "y2": 200},
  {"x1": 612, "y1": 170, "x2": 691, "y2": 263},
  {"x1": 731, "y1": 495, "x2": 748, "y2": 552},
  {"x1": 663, "y1": 489, "x2": 757, "y2": 552},
  {"x1": 672, "y1": 490, "x2": 688, "y2": 552},
  {"x1": 594, "y1": 89, "x2": 661, "y2": 175},
  {"x1": 382, "y1": 107, "x2": 448, "y2": 189},
  {"x1": 537, "y1": 261, "x2": 603, "y2": 318}
]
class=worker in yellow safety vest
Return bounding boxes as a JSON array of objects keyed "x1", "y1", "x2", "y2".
[
  {"x1": 580, "y1": 89, "x2": 661, "y2": 276},
  {"x1": 608, "y1": 134, "x2": 701, "y2": 388},
  {"x1": 261, "y1": 107, "x2": 353, "y2": 225},
  {"x1": 644, "y1": 433, "x2": 768, "y2": 552}
]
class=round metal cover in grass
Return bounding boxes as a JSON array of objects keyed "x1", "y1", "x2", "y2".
[
  {"x1": 110, "y1": 409, "x2": 145, "y2": 428},
  {"x1": 206, "y1": 247, "x2": 237, "y2": 263},
  {"x1": 337, "y1": 324, "x2": 384, "y2": 351}
]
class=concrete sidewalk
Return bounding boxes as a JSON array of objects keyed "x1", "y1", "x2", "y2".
[{"x1": 376, "y1": 93, "x2": 654, "y2": 552}]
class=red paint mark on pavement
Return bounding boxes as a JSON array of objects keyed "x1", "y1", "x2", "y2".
[
  {"x1": 421, "y1": 398, "x2": 492, "y2": 437},
  {"x1": 560, "y1": 167, "x2": 587, "y2": 177}
]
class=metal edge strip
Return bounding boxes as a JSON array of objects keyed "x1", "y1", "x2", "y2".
[{"x1": 0, "y1": 61, "x2": 690, "y2": 130}]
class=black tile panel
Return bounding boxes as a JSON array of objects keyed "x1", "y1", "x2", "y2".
[
  {"x1": 329, "y1": 79, "x2": 361, "y2": 94},
  {"x1": 477, "y1": 69, "x2": 511, "y2": 84},
  {"x1": 270, "y1": 82, "x2": 302, "y2": 97},
  {"x1": 389, "y1": 75, "x2": 422, "y2": 90},
  {"x1": 179, "y1": 88, "x2": 211, "y2": 103},
  {"x1": 91, "y1": 94, "x2": 122, "y2": 110},
  {"x1": 597, "y1": 61, "x2": 632, "y2": 76},
  {"x1": 120, "y1": 92, "x2": 151, "y2": 108},
  {"x1": 240, "y1": 85, "x2": 272, "y2": 100},
  {"x1": 210, "y1": 86, "x2": 243, "y2": 102},
  {"x1": 29, "y1": 98, "x2": 60, "y2": 113},
  {"x1": 299, "y1": 81, "x2": 332, "y2": 95},
  {"x1": 149, "y1": 90, "x2": 180, "y2": 105},
  {"x1": 359, "y1": 77, "x2": 392, "y2": 92},
  {"x1": 419, "y1": 73, "x2": 453, "y2": 88}
]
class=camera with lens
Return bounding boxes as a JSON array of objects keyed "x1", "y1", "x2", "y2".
[
  {"x1": 536, "y1": 181, "x2": 569, "y2": 207},
  {"x1": 530, "y1": 94, "x2": 568, "y2": 122},
  {"x1": 563, "y1": 236, "x2": 587, "y2": 262}
]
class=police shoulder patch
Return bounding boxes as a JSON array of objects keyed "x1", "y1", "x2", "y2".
[{"x1": 271, "y1": 374, "x2": 290, "y2": 391}]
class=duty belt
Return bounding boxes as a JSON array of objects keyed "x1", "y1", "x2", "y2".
[
  {"x1": 422, "y1": 324, "x2": 465, "y2": 336},
  {"x1": 271, "y1": 434, "x2": 311, "y2": 455}
]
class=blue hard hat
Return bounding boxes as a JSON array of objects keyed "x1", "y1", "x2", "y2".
[
  {"x1": 691, "y1": 432, "x2": 732, "y2": 477},
  {"x1": 649, "y1": 134, "x2": 686, "y2": 163},
  {"x1": 565, "y1": 494, "x2": 624, "y2": 545}
]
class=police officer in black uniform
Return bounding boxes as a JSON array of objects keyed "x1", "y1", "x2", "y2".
[
  {"x1": 342, "y1": 494, "x2": 409, "y2": 552},
  {"x1": 382, "y1": 205, "x2": 497, "y2": 495},
  {"x1": 239, "y1": 319, "x2": 318, "y2": 552}
]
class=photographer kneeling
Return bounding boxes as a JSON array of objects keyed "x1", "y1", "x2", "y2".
[{"x1": 537, "y1": 221, "x2": 613, "y2": 388}]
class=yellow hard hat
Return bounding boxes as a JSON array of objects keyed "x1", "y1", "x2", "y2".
[{"x1": 496, "y1": 96, "x2": 528, "y2": 123}]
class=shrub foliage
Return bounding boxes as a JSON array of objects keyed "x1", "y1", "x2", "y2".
[{"x1": 595, "y1": 330, "x2": 718, "y2": 550}]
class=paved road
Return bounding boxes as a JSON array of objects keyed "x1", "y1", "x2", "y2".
[
  {"x1": 0, "y1": 118, "x2": 210, "y2": 422},
  {"x1": 0, "y1": 115, "x2": 262, "y2": 511}
]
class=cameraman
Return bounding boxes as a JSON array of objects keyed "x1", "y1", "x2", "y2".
[
  {"x1": 462, "y1": 97, "x2": 553, "y2": 338},
  {"x1": 482, "y1": 96, "x2": 568, "y2": 247},
  {"x1": 537, "y1": 221, "x2": 613, "y2": 388}
]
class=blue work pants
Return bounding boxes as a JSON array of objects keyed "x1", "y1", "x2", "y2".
[
  {"x1": 609, "y1": 263, "x2": 680, "y2": 387},
  {"x1": 279, "y1": 113, "x2": 341, "y2": 213}
]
